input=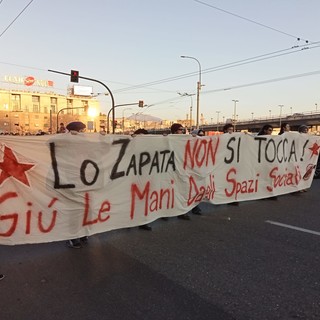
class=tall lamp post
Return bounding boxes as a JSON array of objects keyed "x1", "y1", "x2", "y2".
[
  {"x1": 122, "y1": 108, "x2": 132, "y2": 133},
  {"x1": 181, "y1": 55, "x2": 202, "y2": 129},
  {"x1": 279, "y1": 105, "x2": 284, "y2": 128},
  {"x1": 216, "y1": 111, "x2": 220, "y2": 131},
  {"x1": 232, "y1": 99, "x2": 239, "y2": 131}
]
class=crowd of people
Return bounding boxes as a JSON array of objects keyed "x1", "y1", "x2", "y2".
[
  {"x1": 60, "y1": 120, "x2": 315, "y2": 248},
  {"x1": 63, "y1": 120, "x2": 313, "y2": 248},
  {"x1": 0, "y1": 119, "x2": 315, "y2": 285},
  {"x1": 1, "y1": 120, "x2": 313, "y2": 252}
]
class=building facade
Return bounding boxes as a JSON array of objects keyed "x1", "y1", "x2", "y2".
[{"x1": 0, "y1": 88, "x2": 101, "y2": 134}]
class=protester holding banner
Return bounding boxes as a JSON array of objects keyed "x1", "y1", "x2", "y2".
[
  {"x1": 222, "y1": 123, "x2": 240, "y2": 206},
  {"x1": 258, "y1": 124, "x2": 273, "y2": 135},
  {"x1": 65, "y1": 121, "x2": 89, "y2": 248},
  {"x1": 223, "y1": 123, "x2": 234, "y2": 134},
  {"x1": 257, "y1": 124, "x2": 279, "y2": 200},
  {"x1": 191, "y1": 129, "x2": 205, "y2": 137},
  {"x1": 132, "y1": 128, "x2": 153, "y2": 231},
  {"x1": 298, "y1": 125, "x2": 309, "y2": 134},
  {"x1": 170, "y1": 123, "x2": 191, "y2": 220},
  {"x1": 298, "y1": 125, "x2": 310, "y2": 192},
  {"x1": 189, "y1": 129, "x2": 205, "y2": 215},
  {"x1": 279, "y1": 123, "x2": 290, "y2": 135}
]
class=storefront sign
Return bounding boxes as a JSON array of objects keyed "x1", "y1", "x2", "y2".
[{"x1": 4, "y1": 75, "x2": 54, "y2": 87}]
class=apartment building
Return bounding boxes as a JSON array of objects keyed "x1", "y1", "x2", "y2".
[{"x1": 0, "y1": 87, "x2": 101, "y2": 134}]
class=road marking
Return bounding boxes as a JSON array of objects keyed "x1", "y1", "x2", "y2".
[{"x1": 265, "y1": 220, "x2": 320, "y2": 236}]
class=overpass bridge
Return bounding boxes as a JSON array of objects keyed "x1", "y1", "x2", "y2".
[
  {"x1": 202, "y1": 110, "x2": 320, "y2": 133},
  {"x1": 147, "y1": 111, "x2": 320, "y2": 135}
]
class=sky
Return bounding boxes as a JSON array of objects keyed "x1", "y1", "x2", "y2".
[{"x1": 0, "y1": 0, "x2": 320, "y2": 123}]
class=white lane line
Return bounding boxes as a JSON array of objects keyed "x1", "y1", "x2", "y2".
[{"x1": 265, "y1": 220, "x2": 320, "y2": 236}]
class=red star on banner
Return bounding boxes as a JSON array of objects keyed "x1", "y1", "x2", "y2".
[
  {"x1": 309, "y1": 142, "x2": 320, "y2": 158},
  {"x1": 0, "y1": 146, "x2": 34, "y2": 186}
]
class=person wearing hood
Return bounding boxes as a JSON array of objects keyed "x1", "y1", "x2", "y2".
[{"x1": 298, "y1": 125, "x2": 309, "y2": 134}]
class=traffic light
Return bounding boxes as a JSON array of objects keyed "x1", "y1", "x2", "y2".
[
  {"x1": 70, "y1": 70, "x2": 79, "y2": 83},
  {"x1": 138, "y1": 100, "x2": 144, "y2": 108}
]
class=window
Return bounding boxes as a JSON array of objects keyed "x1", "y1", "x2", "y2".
[
  {"x1": 50, "y1": 97, "x2": 57, "y2": 114},
  {"x1": 32, "y1": 96, "x2": 40, "y2": 113},
  {"x1": 11, "y1": 94, "x2": 21, "y2": 111},
  {"x1": 33, "y1": 104, "x2": 40, "y2": 113}
]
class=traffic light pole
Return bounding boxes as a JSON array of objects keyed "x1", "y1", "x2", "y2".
[
  {"x1": 48, "y1": 69, "x2": 116, "y2": 133},
  {"x1": 56, "y1": 107, "x2": 85, "y2": 133},
  {"x1": 106, "y1": 102, "x2": 141, "y2": 134}
]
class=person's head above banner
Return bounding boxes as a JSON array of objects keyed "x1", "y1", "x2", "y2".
[{"x1": 66, "y1": 121, "x2": 86, "y2": 133}]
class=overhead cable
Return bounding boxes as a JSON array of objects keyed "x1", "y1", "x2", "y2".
[
  {"x1": 0, "y1": 0, "x2": 34, "y2": 39},
  {"x1": 194, "y1": 0, "x2": 310, "y2": 43}
]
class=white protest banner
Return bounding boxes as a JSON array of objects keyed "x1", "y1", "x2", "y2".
[{"x1": 0, "y1": 132, "x2": 319, "y2": 245}]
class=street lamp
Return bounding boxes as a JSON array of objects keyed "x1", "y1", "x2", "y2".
[
  {"x1": 232, "y1": 100, "x2": 239, "y2": 130},
  {"x1": 181, "y1": 55, "x2": 202, "y2": 129},
  {"x1": 316, "y1": 103, "x2": 318, "y2": 112},
  {"x1": 279, "y1": 105, "x2": 284, "y2": 128},
  {"x1": 269, "y1": 109, "x2": 271, "y2": 118},
  {"x1": 216, "y1": 111, "x2": 220, "y2": 131},
  {"x1": 251, "y1": 112, "x2": 254, "y2": 121},
  {"x1": 122, "y1": 108, "x2": 132, "y2": 132}
]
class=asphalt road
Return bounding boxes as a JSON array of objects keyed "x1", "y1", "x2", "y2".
[{"x1": 1, "y1": 181, "x2": 320, "y2": 320}]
